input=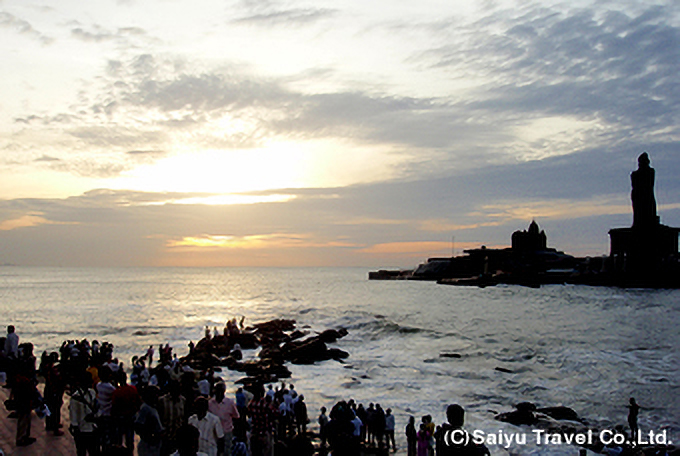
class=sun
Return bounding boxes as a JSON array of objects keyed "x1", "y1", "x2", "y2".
[
  {"x1": 109, "y1": 142, "x2": 310, "y2": 195},
  {"x1": 104, "y1": 138, "x2": 403, "y2": 201}
]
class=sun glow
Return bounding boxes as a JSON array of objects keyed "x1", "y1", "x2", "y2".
[
  {"x1": 110, "y1": 142, "x2": 310, "y2": 194},
  {"x1": 106, "y1": 139, "x2": 401, "y2": 199}
]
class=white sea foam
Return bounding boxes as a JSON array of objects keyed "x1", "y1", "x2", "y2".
[{"x1": 0, "y1": 266, "x2": 678, "y2": 455}]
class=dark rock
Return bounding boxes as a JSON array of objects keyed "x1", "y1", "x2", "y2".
[
  {"x1": 289, "y1": 330, "x2": 307, "y2": 341},
  {"x1": 286, "y1": 337, "x2": 330, "y2": 364},
  {"x1": 183, "y1": 318, "x2": 349, "y2": 379},
  {"x1": 328, "y1": 348, "x2": 350, "y2": 360},
  {"x1": 496, "y1": 402, "x2": 538, "y2": 425},
  {"x1": 230, "y1": 332, "x2": 259, "y2": 350},
  {"x1": 317, "y1": 328, "x2": 349, "y2": 343},
  {"x1": 536, "y1": 406, "x2": 581, "y2": 422}
]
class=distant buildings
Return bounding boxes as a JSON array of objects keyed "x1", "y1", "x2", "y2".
[
  {"x1": 370, "y1": 153, "x2": 680, "y2": 288},
  {"x1": 406, "y1": 220, "x2": 575, "y2": 285}
]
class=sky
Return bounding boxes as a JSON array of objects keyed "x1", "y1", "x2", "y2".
[{"x1": 0, "y1": 0, "x2": 679, "y2": 267}]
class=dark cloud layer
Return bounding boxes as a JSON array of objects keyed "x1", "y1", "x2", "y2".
[
  {"x1": 2, "y1": 144, "x2": 678, "y2": 266},
  {"x1": 423, "y1": 4, "x2": 679, "y2": 134}
]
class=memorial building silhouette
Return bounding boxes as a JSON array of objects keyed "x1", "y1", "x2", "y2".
[{"x1": 609, "y1": 153, "x2": 680, "y2": 286}]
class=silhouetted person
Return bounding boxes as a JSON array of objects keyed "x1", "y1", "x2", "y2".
[
  {"x1": 135, "y1": 385, "x2": 164, "y2": 456},
  {"x1": 159, "y1": 380, "x2": 186, "y2": 455},
  {"x1": 3, "y1": 325, "x2": 19, "y2": 383},
  {"x1": 112, "y1": 371, "x2": 142, "y2": 452},
  {"x1": 385, "y1": 408, "x2": 396, "y2": 451},
  {"x1": 438, "y1": 404, "x2": 489, "y2": 456},
  {"x1": 631, "y1": 152, "x2": 658, "y2": 228},
  {"x1": 406, "y1": 416, "x2": 417, "y2": 456},
  {"x1": 69, "y1": 370, "x2": 100, "y2": 456},
  {"x1": 627, "y1": 397, "x2": 640, "y2": 441},
  {"x1": 96, "y1": 365, "x2": 116, "y2": 452},
  {"x1": 374, "y1": 403, "x2": 386, "y2": 448},
  {"x1": 318, "y1": 406, "x2": 329, "y2": 448},
  {"x1": 4, "y1": 325, "x2": 19, "y2": 359},
  {"x1": 294, "y1": 394, "x2": 309, "y2": 434},
  {"x1": 173, "y1": 423, "x2": 201, "y2": 456},
  {"x1": 417, "y1": 423, "x2": 430, "y2": 456},
  {"x1": 13, "y1": 368, "x2": 39, "y2": 446},
  {"x1": 44, "y1": 352, "x2": 66, "y2": 436}
]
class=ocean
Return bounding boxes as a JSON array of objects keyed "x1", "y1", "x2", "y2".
[{"x1": 1, "y1": 266, "x2": 678, "y2": 455}]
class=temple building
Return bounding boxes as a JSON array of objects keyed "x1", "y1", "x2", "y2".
[
  {"x1": 408, "y1": 220, "x2": 574, "y2": 281},
  {"x1": 608, "y1": 153, "x2": 680, "y2": 286},
  {"x1": 512, "y1": 220, "x2": 547, "y2": 252},
  {"x1": 371, "y1": 152, "x2": 679, "y2": 287}
]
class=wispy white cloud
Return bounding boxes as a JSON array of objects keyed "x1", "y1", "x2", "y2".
[
  {"x1": 233, "y1": 0, "x2": 337, "y2": 27},
  {"x1": 0, "y1": 11, "x2": 53, "y2": 44}
]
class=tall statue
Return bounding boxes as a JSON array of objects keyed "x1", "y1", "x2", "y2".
[{"x1": 631, "y1": 152, "x2": 658, "y2": 228}]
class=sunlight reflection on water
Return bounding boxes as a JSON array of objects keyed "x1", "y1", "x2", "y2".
[{"x1": 0, "y1": 266, "x2": 678, "y2": 455}]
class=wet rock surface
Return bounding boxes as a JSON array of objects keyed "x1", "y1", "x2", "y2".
[{"x1": 182, "y1": 318, "x2": 349, "y2": 386}]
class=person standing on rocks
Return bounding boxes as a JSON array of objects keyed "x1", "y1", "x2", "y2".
[{"x1": 627, "y1": 397, "x2": 640, "y2": 441}]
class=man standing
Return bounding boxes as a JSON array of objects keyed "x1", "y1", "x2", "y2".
[
  {"x1": 208, "y1": 382, "x2": 239, "y2": 456},
  {"x1": 627, "y1": 398, "x2": 640, "y2": 441},
  {"x1": 159, "y1": 380, "x2": 186, "y2": 455},
  {"x1": 438, "y1": 404, "x2": 489, "y2": 456},
  {"x1": 13, "y1": 369, "x2": 38, "y2": 446},
  {"x1": 96, "y1": 365, "x2": 117, "y2": 452},
  {"x1": 189, "y1": 397, "x2": 224, "y2": 456},
  {"x1": 247, "y1": 390, "x2": 274, "y2": 456},
  {"x1": 384, "y1": 408, "x2": 396, "y2": 452},
  {"x1": 405, "y1": 416, "x2": 417, "y2": 456},
  {"x1": 112, "y1": 372, "x2": 142, "y2": 452},
  {"x1": 44, "y1": 352, "x2": 66, "y2": 436},
  {"x1": 135, "y1": 386, "x2": 164, "y2": 456},
  {"x1": 4, "y1": 325, "x2": 19, "y2": 359},
  {"x1": 69, "y1": 370, "x2": 99, "y2": 456}
]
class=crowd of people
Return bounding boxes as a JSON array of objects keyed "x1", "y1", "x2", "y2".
[
  {"x1": 402, "y1": 406, "x2": 490, "y2": 456},
  {"x1": 1, "y1": 324, "x2": 491, "y2": 456},
  {"x1": 316, "y1": 399, "x2": 397, "y2": 455}
]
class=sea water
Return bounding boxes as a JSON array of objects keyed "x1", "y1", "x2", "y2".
[{"x1": 1, "y1": 266, "x2": 678, "y2": 455}]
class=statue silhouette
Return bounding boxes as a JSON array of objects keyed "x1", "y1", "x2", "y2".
[{"x1": 631, "y1": 152, "x2": 658, "y2": 228}]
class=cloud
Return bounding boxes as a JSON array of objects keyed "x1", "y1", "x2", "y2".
[
  {"x1": 233, "y1": 0, "x2": 336, "y2": 27},
  {"x1": 167, "y1": 233, "x2": 356, "y2": 250},
  {"x1": 0, "y1": 11, "x2": 53, "y2": 44},
  {"x1": 3, "y1": 1, "x2": 678, "y2": 236},
  {"x1": 7, "y1": 2, "x2": 675, "y2": 186},
  {"x1": 417, "y1": 4, "x2": 680, "y2": 136},
  {"x1": 34, "y1": 155, "x2": 61, "y2": 162},
  {"x1": 1, "y1": 141, "x2": 678, "y2": 267},
  {"x1": 71, "y1": 24, "x2": 149, "y2": 43},
  {"x1": 233, "y1": 7, "x2": 336, "y2": 26},
  {"x1": 0, "y1": 213, "x2": 64, "y2": 231},
  {"x1": 360, "y1": 241, "x2": 453, "y2": 255}
]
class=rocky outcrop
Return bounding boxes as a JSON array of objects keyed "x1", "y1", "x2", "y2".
[{"x1": 182, "y1": 318, "x2": 349, "y2": 384}]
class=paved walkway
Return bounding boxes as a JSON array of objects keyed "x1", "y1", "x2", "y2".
[{"x1": 0, "y1": 382, "x2": 77, "y2": 455}]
